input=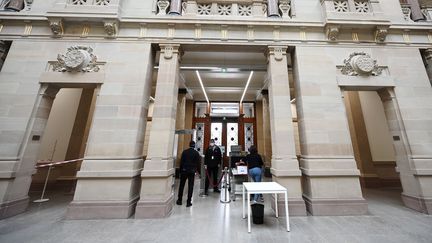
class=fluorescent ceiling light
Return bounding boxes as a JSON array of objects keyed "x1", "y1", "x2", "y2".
[
  {"x1": 196, "y1": 70, "x2": 210, "y2": 104},
  {"x1": 240, "y1": 71, "x2": 254, "y2": 103}
]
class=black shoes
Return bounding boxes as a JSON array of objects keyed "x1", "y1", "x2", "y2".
[
  {"x1": 186, "y1": 202, "x2": 192, "y2": 207},
  {"x1": 176, "y1": 200, "x2": 182, "y2": 205},
  {"x1": 214, "y1": 188, "x2": 221, "y2": 193}
]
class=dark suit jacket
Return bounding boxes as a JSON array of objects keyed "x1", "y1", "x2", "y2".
[{"x1": 204, "y1": 146, "x2": 222, "y2": 168}]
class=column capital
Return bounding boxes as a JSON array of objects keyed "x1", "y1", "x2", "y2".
[
  {"x1": 266, "y1": 45, "x2": 288, "y2": 61},
  {"x1": 159, "y1": 43, "x2": 183, "y2": 60}
]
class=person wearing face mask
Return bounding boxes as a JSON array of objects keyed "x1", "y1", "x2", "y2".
[{"x1": 204, "y1": 139, "x2": 222, "y2": 195}]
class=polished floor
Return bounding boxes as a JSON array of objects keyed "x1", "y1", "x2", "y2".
[{"x1": 0, "y1": 179, "x2": 431, "y2": 243}]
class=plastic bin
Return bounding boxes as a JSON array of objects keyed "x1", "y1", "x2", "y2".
[{"x1": 251, "y1": 203, "x2": 264, "y2": 224}]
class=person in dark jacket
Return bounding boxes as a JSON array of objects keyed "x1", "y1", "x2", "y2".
[
  {"x1": 239, "y1": 145, "x2": 264, "y2": 202},
  {"x1": 176, "y1": 141, "x2": 201, "y2": 207},
  {"x1": 204, "y1": 139, "x2": 222, "y2": 195}
]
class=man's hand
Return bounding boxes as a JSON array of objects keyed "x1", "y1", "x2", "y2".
[{"x1": 204, "y1": 165, "x2": 207, "y2": 170}]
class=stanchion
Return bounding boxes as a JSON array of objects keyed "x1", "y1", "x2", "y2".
[
  {"x1": 220, "y1": 167, "x2": 231, "y2": 203},
  {"x1": 33, "y1": 164, "x2": 53, "y2": 203}
]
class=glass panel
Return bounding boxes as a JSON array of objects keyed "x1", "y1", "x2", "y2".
[
  {"x1": 244, "y1": 123, "x2": 254, "y2": 152},
  {"x1": 195, "y1": 123, "x2": 205, "y2": 155},
  {"x1": 211, "y1": 123, "x2": 223, "y2": 147},
  {"x1": 227, "y1": 123, "x2": 238, "y2": 155},
  {"x1": 210, "y1": 103, "x2": 239, "y2": 117},
  {"x1": 195, "y1": 102, "x2": 207, "y2": 118},
  {"x1": 243, "y1": 103, "x2": 255, "y2": 118}
]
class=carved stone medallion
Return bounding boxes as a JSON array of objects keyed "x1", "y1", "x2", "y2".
[
  {"x1": 53, "y1": 46, "x2": 99, "y2": 72},
  {"x1": 341, "y1": 52, "x2": 382, "y2": 76}
]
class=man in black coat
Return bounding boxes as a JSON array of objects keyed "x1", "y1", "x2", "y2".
[
  {"x1": 176, "y1": 141, "x2": 201, "y2": 207},
  {"x1": 204, "y1": 139, "x2": 222, "y2": 195}
]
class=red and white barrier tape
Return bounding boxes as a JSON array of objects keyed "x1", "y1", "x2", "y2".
[{"x1": 35, "y1": 158, "x2": 83, "y2": 168}]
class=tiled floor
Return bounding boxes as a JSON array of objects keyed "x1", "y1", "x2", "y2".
[{"x1": 0, "y1": 181, "x2": 431, "y2": 243}]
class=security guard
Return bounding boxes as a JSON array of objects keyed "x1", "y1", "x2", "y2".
[
  {"x1": 204, "y1": 139, "x2": 222, "y2": 195},
  {"x1": 176, "y1": 141, "x2": 201, "y2": 207}
]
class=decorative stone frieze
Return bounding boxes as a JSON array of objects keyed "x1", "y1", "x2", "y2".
[
  {"x1": 341, "y1": 52, "x2": 382, "y2": 76},
  {"x1": 53, "y1": 46, "x2": 99, "y2": 72}
]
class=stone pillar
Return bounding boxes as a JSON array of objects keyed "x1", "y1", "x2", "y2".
[
  {"x1": 169, "y1": 0, "x2": 182, "y2": 15},
  {"x1": 267, "y1": 0, "x2": 280, "y2": 17},
  {"x1": 66, "y1": 44, "x2": 154, "y2": 220},
  {"x1": 407, "y1": 0, "x2": 425, "y2": 21},
  {"x1": 0, "y1": 85, "x2": 59, "y2": 219},
  {"x1": 293, "y1": 49, "x2": 367, "y2": 216},
  {"x1": 266, "y1": 46, "x2": 306, "y2": 216},
  {"x1": 378, "y1": 89, "x2": 432, "y2": 215},
  {"x1": 424, "y1": 49, "x2": 432, "y2": 86},
  {"x1": 175, "y1": 90, "x2": 187, "y2": 168},
  {"x1": 261, "y1": 91, "x2": 272, "y2": 168},
  {"x1": 135, "y1": 44, "x2": 181, "y2": 218}
]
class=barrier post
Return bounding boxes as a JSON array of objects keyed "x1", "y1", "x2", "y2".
[{"x1": 220, "y1": 167, "x2": 231, "y2": 203}]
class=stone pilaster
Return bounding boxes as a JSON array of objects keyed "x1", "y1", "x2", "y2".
[
  {"x1": 135, "y1": 44, "x2": 181, "y2": 218},
  {"x1": 266, "y1": 46, "x2": 306, "y2": 216},
  {"x1": 66, "y1": 44, "x2": 154, "y2": 219},
  {"x1": 261, "y1": 92, "x2": 272, "y2": 168},
  {"x1": 0, "y1": 85, "x2": 59, "y2": 219},
  {"x1": 293, "y1": 48, "x2": 367, "y2": 216},
  {"x1": 175, "y1": 91, "x2": 187, "y2": 168}
]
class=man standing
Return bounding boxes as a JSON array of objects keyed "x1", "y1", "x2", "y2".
[
  {"x1": 204, "y1": 139, "x2": 222, "y2": 195},
  {"x1": 176, "y1": 141, "x2": 201, "y2": 207}
]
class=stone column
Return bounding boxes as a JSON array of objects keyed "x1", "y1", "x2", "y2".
[
  {"x1": 267, "y1": 0, "x2": 280, "y2": 17},
  {"x1": 261, "y1": 91, "x2": 272, "y2": 168},
  {"x1": 424, "y1": 49, "x2": 432, "y2": 85},
  {"x1": 266, "y1": 46, "x2": 306, "y2": 216},
  {"x1": 0, "y1": 85, "x2": 59, "y2": 219},
  {"x1": 407, "y1": 0, "x2": 425, "y2": 21},
  {"x1": 169, "y1": 0, "x2": 182, "y2": 15},
  {"x1": 378, "y1": 88, "x2": 432, "y2": 215},
  {"x1": 175, "y1": 90, "x2": 187, "y2": 168},
  {"x1": 293, "y1": 48, "x2": 367, "y2": 216},
  {"x1": 135, "y1": 44, "x2": 181, "y2": 218},
  {"x1": 66, "y1": 44, "x2": 154, "y2": 220}
]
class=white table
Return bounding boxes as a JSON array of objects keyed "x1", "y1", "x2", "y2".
[{"x1": 242, "y1": 182, "x2": 290, "y2": 233}]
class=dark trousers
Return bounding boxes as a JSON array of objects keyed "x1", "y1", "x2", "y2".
[
  {"x1": 178, "y1": 172, "x2": 195, "y2": 203},
  {"x1": 205, "y1": 166, "x2": 219, "y2": 192}
]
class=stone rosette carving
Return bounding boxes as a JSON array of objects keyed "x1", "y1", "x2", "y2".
[
  {"x1": 53, "y1": 46, "x2": 99, "y2": 72},
  {"x1": 341, "y1": 52, "x2": 382, "y2": 76}
]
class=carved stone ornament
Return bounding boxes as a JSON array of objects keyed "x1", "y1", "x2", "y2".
[
  {"x1": 157, "y1": 0, "x2": 170, "y2": 15},
  {"x1": 375, "y1": 27, "x2": 388, "y2": 43},
  {"x1": 53, "y1": 46, "x2": 99, "y2": 72},
  {"x1": 163, "y1": 46, "x2": 174, "y2": 59},
  {"x1": 267, "y1": 46, "x2": 286, "y2": 62},
  {"x1": 104, "y1": 21, "x2": 118, "y2": 37},
  {"x1": 326, "y1": 25, "x2": 339, "y2": 41},
  {"x1": 279, "y1": 0, "x2": 291, "y2": 18},
  {"x1": 49, "y1": 19, "x2": 63, "y2": 36},
  {"x1": 341, "y1": 52, "x2": 382, "y2": 76}
]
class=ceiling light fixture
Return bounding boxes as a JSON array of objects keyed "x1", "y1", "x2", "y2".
[
  {"x1": 240, "y1": 71, "x2": 254, "y2": 104},
  {"x1": 196, "y1": 70, "x2": 210, "y2": 104}
]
